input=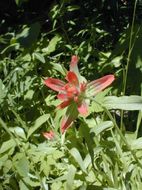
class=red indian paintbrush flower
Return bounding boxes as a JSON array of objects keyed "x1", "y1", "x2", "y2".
[
  {"x1": 43, "y1": 130, "x2": 55, "y2": 140},
  {"x1": 44, "y1": 56, "x2": 115, "y2": 133}
]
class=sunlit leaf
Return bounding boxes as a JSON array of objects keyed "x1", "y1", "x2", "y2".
[
  {"x1": 66, "y1": 165, "x2": 76, "y2": 190},
  {"x1": 104, "y1": 96, "x2": 142, "y2": 110},
  {"x1": 42, "y1": 35, "x2": 61, "y2": 54},
  {"x1": 32, "y1": 52, "x2": 45, "y2": 63},
  {"x1": 0, "y1": 139, "x2": 16, "y2": 154},
  {"x1": 93, "y1": 121, "x2": 113, "y2": 135},
  {"x1": 15, "y1": 156, "x2": 29, "y2": 177},
  {"x1": 70, "y1": 148, "x2": 86, "y2": 173},
  {"x1": 19, "y1": 180, "x2": 29, "y2": 190}
]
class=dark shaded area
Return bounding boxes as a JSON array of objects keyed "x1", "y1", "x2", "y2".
[
  {"x1": 1, "y1": 0, "x2": 142, "y2": 35},
  {"x1": 0, "y1": 0, "x2": 54, "y2": 33}
]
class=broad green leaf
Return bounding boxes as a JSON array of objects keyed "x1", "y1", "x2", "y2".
[
  {"x1": 70, "y1": 148, "x2": 86, "y2": 173},
  {"x1": 51, "y1": 181, "x2": 62, "y2": 190},
  {"x1": 15, "y1": 156, "x2": 29, "y2": 177},
  {"x1": 93, "y1": 121, "x2": 113, "y2": 135},
  {"x1": 50, "y1": 62, "x2": 67, "y2": 76},
  {"x1": 130, "y1": 137, "x2": 142, "y2": 150},
  {"x1": 0, "y1": 139, "x2": 16, "y2": 154},
  {"x1": 42, "y1": 35, "x2": 61, "y2": 54},
  {"x1": 52, "y1": 150, "x2": 64, "y2": 159},
  {"x1": 24, "y1": 90, "x2": 34, "y2": 100},
  {"x1": 104, "y1": 96, "x2": 142, "y2": 110},
  {"x1": 41, "y1": 160, "x2": 50, "y2": 176},
  {"x1": 3, "y1": 160, "x2": 12, "y2": 173},
  {"x1": 111, "y1": 56, "x2": 122, "y2": 68},
  {"x1": 0, "y1": 155, "x2": 8, "y2": 169},
  {"x1": 19, "y1": 180, "x2": 29, "y2": 190},
  {"x1": 9, "y1": 127, "x2": 26, "y2": 140},
  {"x1": 30, "y1": 143, "x2": 56, "y2": 155},
  {"x1": 32, "y1": 52, "x2": 45, "y2": 63},
  {"x1": 27, "y1": 114, "x2": 50, "y2": 138}
]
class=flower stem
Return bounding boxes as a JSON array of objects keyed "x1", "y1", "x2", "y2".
[{"x1": 121, "y1": 0, "x2": 138, "y2": 130}]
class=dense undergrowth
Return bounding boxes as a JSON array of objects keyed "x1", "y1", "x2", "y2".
[{"x1": 0, "y1": 0, "x2": 142, "y2": 189}]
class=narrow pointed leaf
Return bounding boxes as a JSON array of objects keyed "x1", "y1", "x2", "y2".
[{"x1": 70, "y1": 148, "x2": 87, "y2": 173}]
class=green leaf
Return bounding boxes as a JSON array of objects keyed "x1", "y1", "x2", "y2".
[
  {"x1": 111, "y1": 56, "x2": 122, "y2": 68},
  {"x1": 80, "y1": 122, "x2": 95, "y2": 170},
  {"x1": 104, "y1": 96, "x2": 142, "y2": 110},
  {"x1": 0, "y1": 79, "x2": 7, "y2": 103},
  {"x1": 1, "y1": 43, "x2": 19, "y2": 54},
  {"x1": 24, "y1": 90, "x2": 34, "y2": 100},
  {"x1": 32, "y1": 52, "x2": 45, "y2": 63},
  {"x1": 0, "y1": 155, "x2": 8, "y2": 169},
  {"x1": 42, "y1": 35, "x2": 61, "y2": 54},
  {"x1": 15, "y1": 0, "x2": 28, "y2": 6},
  {"x1": 50, "y1": 62, "x2": 67, "y2": 76},
  {"x1": 67, "y1": 5, "x2": 80, "y2": 12},
  {"x1": 52, "y1": 150, "x2": 64, "y2": 159},
  {"x1": 9, "y1": 127, "x2": 26, "y2": 140},
  {"x1": 70, "y1": 148, "x2": 86, "y2": 173},
  {"x1": 19, "y1": 180, "x2": 29, "y2": 190},
  {"x1": 15, "y1": 156, "x2": 29, "y2": 177},
  {"x1": 66, "y1": 165, "x2": 76, "y2": 190},
  {"x1": 23, "y1": 176, "x2": 40, "y2": 187},
  {"x1": 27, "y1": 114, "x2": 50, "y2": 138},
  {"x1": 130, "y1": 137, "x2": 142, "y2": 150},
  {"x1": 0, "y1": 139, "x2": 16, "y2": 154},
  {"x1": 89, "y1": 88, "x2": 111, "y2": 113},
  {"x1": 93, "y1": 121, "x2": 113, "y2": 135},
  {"x1": 51, "y1": 181, "x2": 62, "y2": 190}
]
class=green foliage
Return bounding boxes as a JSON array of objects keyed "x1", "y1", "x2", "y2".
[{"x1": 0, "y1": 0, "x2": 142, "y2": 189}]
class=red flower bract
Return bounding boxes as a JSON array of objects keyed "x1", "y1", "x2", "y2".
[
  {"x1": 43, "y1": 130, "x2": 55, "y2": 140},
  {"x1": 44, "y1": 55, "x2": 115, "y2": 133}
]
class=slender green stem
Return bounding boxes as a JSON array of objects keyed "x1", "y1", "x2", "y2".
[
  {"x1": 123, "y1": 0, "x2": 137, "y2": 94},
  {"x1": 121, "y1": 0, "x2": 138, "y2": 130}
]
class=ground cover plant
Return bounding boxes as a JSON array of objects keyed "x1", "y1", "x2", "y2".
[{"x1": 0, "y1": 0, "x2": 142, "y2": 189}]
